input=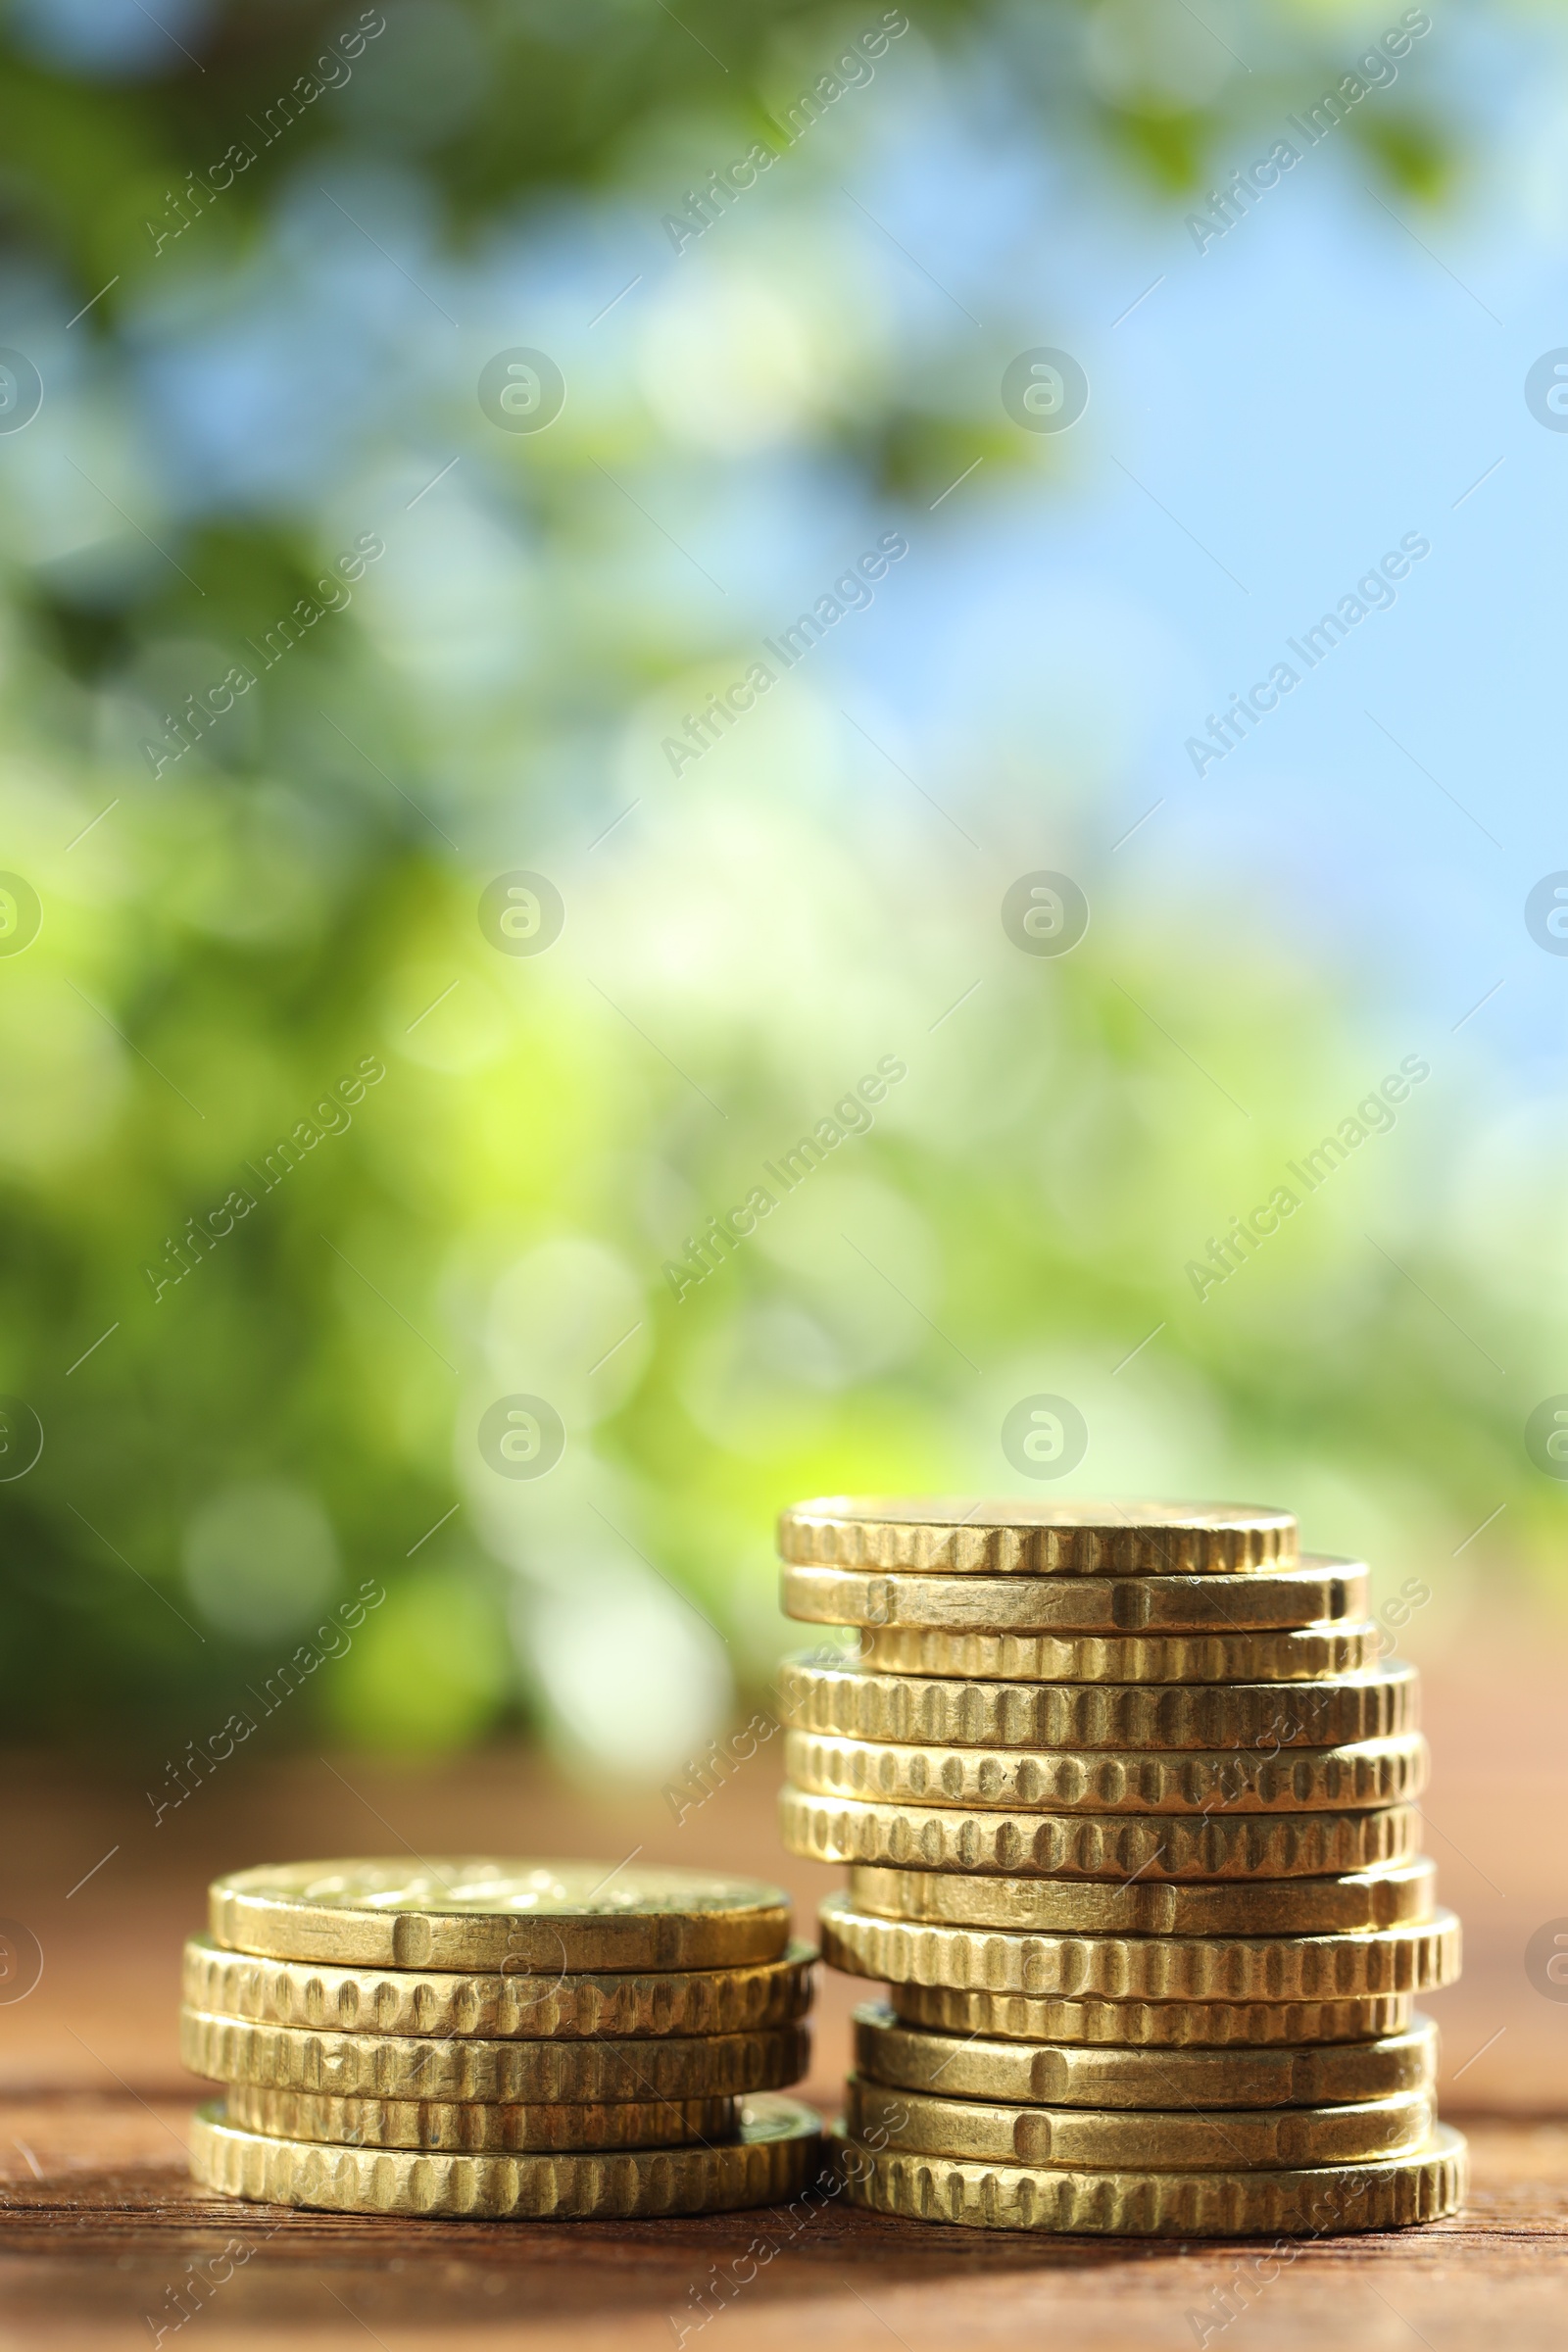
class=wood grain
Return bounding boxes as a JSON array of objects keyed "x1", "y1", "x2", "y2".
[{"x1": 2, "y1": 1623, "x2": 1563, "y2": 2347}]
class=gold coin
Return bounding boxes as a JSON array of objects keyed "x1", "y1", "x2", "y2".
[
  {"x1": 223, "y1": 2082, "x2": 738, "y2": 2151},
  {"x1": 781, "y1": 1785, "x2": 1420, "y2": 1879},
  {"x1": 818, "y1": 1894, "x2": 1461, "y2": 2001},
  {"x1": 209, "y1": 1860, "x2": 790, "y2": 1972},
  {"x1": 182, "y1": 1936, "x2": 815, "y2": 2039},
  {"x1": 891, "y1": 1982, "x2": 1415, "y2": 2046},
  {"x1": 852, "y1": 1621, "x2": 1384, "y2": 1683},
  {"x1": 181, "y1": 2009, "x2": 809, "y2": 2101},
  {"x1": 832, "y1": 2121, "x2": 1468, "y2": 2234},
  {"x1": 779, "y1": 1654, "x2": 1417, "y2": 1748},
  {"x1": 848, "y1": 1857, "x2": 1438, "y2": 1936},
  {"x1": 846, "y1": 2075, "x2": 1435, "y2": 2169},
  {"x1": 778, "y1": 1497, "x2": 1297, "y2": 1576},
  {"x1": 190, "y1": 2093, "x2": 822, "y2": 2219},
  {"x1": 785, "y1": 1728, "x2": 1427, "y2": 1814},
  {"x1": 852, "y1": 2000, "x2": 1439, "y2": 2108},
  {"x1": 781, "y1": 1557, "x2": 1367, "y2": 1637}
]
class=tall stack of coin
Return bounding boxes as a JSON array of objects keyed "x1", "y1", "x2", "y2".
[
  {"x1": 778, "y1": 1497, "x2": 1466, "y2": 2236},
  {"x1": 181, "y1": 1859, "x2": 821, "y2": 2218}
]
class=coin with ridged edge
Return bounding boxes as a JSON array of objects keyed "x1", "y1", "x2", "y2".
[
  {"x1": 890, "y1": 1982, "x2": 1415, "y2": 2045},
  {"x1": 182, "y1": 1936, "x2": 815, "y2": 2039},
  {"x1": 208, "y1": 1860, "x2": 790, "y2": 1972},
  {"x1": 831, "y1": 2120, "x2": 1467, "y2": 2234},
  {"x1": 190, "y1": 2093, "x2": 823, "y2": 2219},
  {"x1": 846, "y1": 2074, "x2": 1435, "y2": 2169},
  {"x1": 852, "y1": 2001, "x2": 1439, "y2": 2109},
  {"x1": 781, "y1": 1785, "x2": 1420, "y2": 1879},
  {"x1": 819, "y1": 1895, "x2": 1460, "y2": 2001},
  {"x1": 223, "y1": 2082, "x2": 739, "y2": 2151},
  {"x1": 852, "y1": 1622, "x2": 1384, "y2": 1684},
  {"x1": 848, "y1": 1858, "x2": 1438, "y2": 1937},
  {"x1": 785, "y1": 1728, "x2": 1427, "y2": 1815},
  {"x1": 781, "y1": 1558, "x2": 1367, "y2": 1636},
  {"x1": 181, "y1": 2009, "x2": 809, "y2": 2101},
  {"x1": 779, "y1": 1656, "x2": 1418, "y2": 1749},
  {"x1": 778, "y1": 1497, "x2": 1298, "y2": 1577}
]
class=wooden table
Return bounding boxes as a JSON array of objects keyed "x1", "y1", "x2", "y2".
[{"x1": 4, "y1": 1627, "x2": 1565, "y2": 2347}]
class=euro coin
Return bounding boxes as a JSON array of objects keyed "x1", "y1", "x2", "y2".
[
  {"x1": 832, "y1": 2121, "x2": 1467, "y2": 2233},
  {"x1": 779, "y1": 1655, "x2": 1417, "y2": 1749},
  {"x1": 208, "y1": 1860, "x2": 790, "y2": 1972},
  {"x1": 784, "y1": 1728, "x2": 1427, "y2": 1814},
  {"x1": 781, "y1": 1784, "x2": 1421, "y2": 1879},
  {"x1": 851, "y1": 2001, "x2": 1438, "y2": 2108},
  {"x1": 223, "y1": 2082, "x2": 738, "y2": 2151},
  {"x1": 845, "y1": 2074, "x2": 1435, "y2": 2168},
  {"x1": 181, "y1": 2009, "x2": 809, "y2": 2102},
  {"x1": 778, "y1": 1497, "x2": 1297, "y2": 1576},
  {"x1": 851, "y1": 1621, "x2": 1384, "y2": 1683},
  {"x1": 847, "y1": 1857, "x2": 1438, "y2": 1936},
  {"x1": 781, "y1": 1557, "x2": 1368, "y2": 1637},
  {"x1": 182, "y1": 1936, "x2": 815, "y2": 2039},
  {"x1": 890, "y1": 1983, "x2": 1415, "y2": 2046},
  {"x1": 190, "y1": 2092, "x2": 823, "y2": 2219},
  {"x1": 818, "y1": 1894, "x2": 1461, "y2": 2001}
]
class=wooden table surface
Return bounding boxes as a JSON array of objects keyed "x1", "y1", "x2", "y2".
[{"x1": 4, "y1": 1624, "x2": 1566, "y2": 2349}]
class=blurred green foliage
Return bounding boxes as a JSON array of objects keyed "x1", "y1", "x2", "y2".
[{"x1": 0, "y1": 0, "x2": 1541, "y2": 1776}]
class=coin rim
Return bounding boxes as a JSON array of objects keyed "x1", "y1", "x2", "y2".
[
  {"x1": 221, "y1": 2081, "x2": 741, "y2": 2151},
  {"x1": 784, "y1": 1727, "x2": 1429, "y2": 1815},
  {"x1": 779, "y1": 1656, "x2": 1418, "y2": 1747},
  {"x1": 851, "y1": 1999, "x2": 1440, "y2": 2107},
  {"x1": 190, "y1": 2093, "x2": 823, "y2": 2217},
  {"x1": 852, "y1": 1621, "x2": 1386, "y2": 1683},
  {"x1": 845, "y1": 2072, "x2": 1438, "y2": 2168},
  {"x1": 845, "y1": 1857, "x2": 1438, "y2": 1935},
  {"x1": 818, "y1": 1895, "x2": 1461, "y2": 1999},
  {"x1": 781, "y1": 1558, "x2": 1368, "y2": 1636},
  {"x1": 208, "y1": 1858, "x2": 790, "y2": 1971},
  {"x1": 778, "y1": 1498, "x2": 1298, "y2": 1576},
  {"x1": 782, "y1": 1783, "x2": 1423, "y2": 1879},
  {"x1": 887, "y1": 1981, "x2": 1418, "y2": 2045},
  {"x1": 181, "y1": 2006, "x2": 811, "y2": 2099},
  {"x1": 829, "y1": 2119, "x2": 1468, "y2": 2234},
  {"x1": 182, "y1": 1934, "x2": 817, "y2": 2037}
]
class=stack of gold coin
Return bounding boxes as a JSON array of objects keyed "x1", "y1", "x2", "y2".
[
  {"x1": 777, "y1": 1496, "x2": 1466, "y2": 2236},
  {"x1": 181, "y1": 1859, "x2": 822, "y2": 2218}
]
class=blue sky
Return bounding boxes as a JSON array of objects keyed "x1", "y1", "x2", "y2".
[
  {"x1": 15, "y1": 4, "x2": 1568, "y2": 1132},
  {"x1": 826, "y1": 5, "x2": 1568, "y2": 1099}
]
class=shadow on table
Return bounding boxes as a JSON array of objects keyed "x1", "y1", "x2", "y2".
[{"x1": 0, "y1": 2157, "x2": 1212, "y2": 2330}]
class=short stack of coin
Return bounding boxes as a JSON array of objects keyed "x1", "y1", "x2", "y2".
[
  {"x1": 181, "y1": 1859, "x2": 822, "y2": 2219},
  {"x1": 777, "y1": 1497, "x2": 1466, "y2": 2236}
]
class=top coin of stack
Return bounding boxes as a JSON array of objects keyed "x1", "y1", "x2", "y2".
[
  {"x1": 777, "y1": 1496, "x2": 1465, "y2": 2237},
  {"x1": 182, "y1": 1858, "x2": 822, "y2": 2220}
]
